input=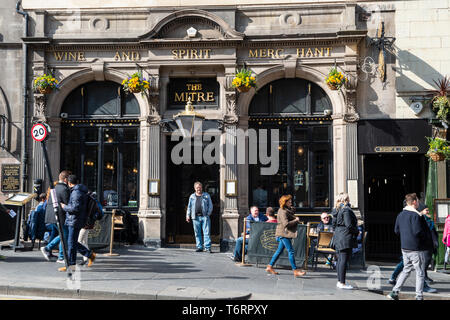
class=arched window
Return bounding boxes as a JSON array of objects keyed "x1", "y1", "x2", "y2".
[
  {"x1": 249, "y1": 78, "x2": 332, "y2": 212},
  {"x1": 60, "y1": 81, "x2": 140, "y2": 211},
  {"x1": 249, "y1": 78, "x2": 331, "y2": 115},
  {"x1": 61, "y1": 81, "x2": 140, "y2": 118}
]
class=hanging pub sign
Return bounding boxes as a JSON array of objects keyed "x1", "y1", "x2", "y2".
[
  {"x1": 167, "y1": 78, "x2": 219, "y2": 110},
  {"x1": 1, "y1": 164, "x2": 20, "y2": 193}
]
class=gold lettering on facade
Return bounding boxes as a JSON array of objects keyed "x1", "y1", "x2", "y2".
[
  {"x1": 114, "y1": 51, "x2": 141, "y2": 61},
  {"x1": 296, "y1": 47, "x2": 332, "y2": 58},
  {"x1": 53, "y1": 51, "x2": 86, "y2": 61},
  {"x1": 174, "y1": 83, "x2": 215, "y2": 103},
  {"x1": 248, "y1": 49, "x2": 285, "y2": 58},
  {"x1": 171, "y1": 49, "x2": 212, "y2": 59}
]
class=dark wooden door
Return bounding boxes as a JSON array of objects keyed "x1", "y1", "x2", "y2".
[
  {"x1": 166, "y1": 139, "x2": 220, "y2": 244},
  {"x1": 364, "y1": 154, "x2": 426, "y2": 261}
]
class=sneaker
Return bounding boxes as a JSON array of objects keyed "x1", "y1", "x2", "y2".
[
  {"x1": 195, "y1": 248, "x2": 203, "y2": 252},
  {"x1": 206, "y1": 248, "x2": 212, "y2": 253},
  {"x1": 387, "y1": 291, "x2": 399, "y2": 300},
  {"x1": 56, "y1": 258, "x2": 65, "y2": 264},
  {"x1": 40, "y1": 247, "x2": 51, "y2": 261},
  {"x1": 416, "y1": 296, "x2": 424, "y2": 300},
  {"x1": 425, "y1": 276, "x2": 434, "y2": 284},
  {"x1": 388, "y1": 278, "x2": 396, "y2": 285},
  {"x1": 228, "y1": 254, "x2": 239, "y2": 262},
  {"x1": 87, "y1": 252, "x2": 96, "y2": 267},
  {"x1": 337, "y1": 282, "x2": 354, "y2": 290},
  {"x1": 423, "y1": 284, "x2": 437, "y2": 293},
  {"x1": 58, "y1": 266, "x2": 75, "y2": 272},
  {"x1": 336, "y1": 282, "x2": 342, "y2": 288},
  {"x1": 79, "y1": 256, "x2": 88, "y2": 266}
]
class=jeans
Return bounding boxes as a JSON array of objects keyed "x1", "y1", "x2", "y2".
[
  {"x1": 192, "y1": 216, "x2": 211, "y2": 250},
  {"x1": 233, "y1": 236, "x2": 248, "y2": 260},
  {"x1": 269, "y1": 237, "x2": 297, "y2": 270},
  {"x1": 45, "y1": 224, "x2": 69, "y2": 260},
  {"x1": 391, "y1": 259, "x2": 404, "y2": 280},
  {"x1": 45, "y1": 223, "x2": 59, "y2": 243},
  {"x1": 67, "y1": 226, "x2": 91, "y2": 266},
  {"x1": 336, "y1": 248, "x2": 352, "y2": 283},
  {"x1": 393, "y1": 249, "x2": 425, "y2": 299},
  {"x1": 445, "y1": 246, "x2": 450, "y2": 264}
]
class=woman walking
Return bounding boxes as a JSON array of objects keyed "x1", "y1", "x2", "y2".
[
  {"x1": 332, "y1": 192, "x2": 359, "y2": 289},
  {"x1": 266, "y1": 195, "x2": 306, "y2": 277}
]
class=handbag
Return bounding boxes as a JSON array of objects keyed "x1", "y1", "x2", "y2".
[{"x1": 329, "y1": 234, "x2": 336, "y2": 250}]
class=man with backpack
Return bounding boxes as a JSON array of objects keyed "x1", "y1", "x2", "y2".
[
  {"x1": 59, "y1": 175, "x2": 96, "y2": 272},
  {"x1": 79, "y1": 191, "x2": 103, "y2": 264},
  {"x1": 40, "y1": 170, "x2": 71, "y2": 262}
]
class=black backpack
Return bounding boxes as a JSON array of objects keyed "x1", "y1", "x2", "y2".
[{"x1": 84, "y1": 193, "x2": 104, "y2": 229}]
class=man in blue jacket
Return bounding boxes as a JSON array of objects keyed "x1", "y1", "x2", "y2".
[
  {"x1": 59, "y1": 175, "x2": 96, "y2": 271},
  {"x1": 186, "y1": 182, "x2": 213, "y2": 253},
  {"x1": 387, "y1": 193, "x2": 431, "y2": 300},
  {"x1": 229, "y1": 206, "x2": 268, "y2": 262}
]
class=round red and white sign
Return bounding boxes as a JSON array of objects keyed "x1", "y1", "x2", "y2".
[{"x1": 31, "y1": 123, "x2": 48, "y2": 142}]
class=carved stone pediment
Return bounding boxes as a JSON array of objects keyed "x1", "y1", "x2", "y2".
[{"x1": 140, "y1": 9, "x2": 244, "y2": 41}]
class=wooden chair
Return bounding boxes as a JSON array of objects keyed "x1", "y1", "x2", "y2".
[
  {"x1": 312, "y1": 231, "x2": 336, "y2": 270},
  {"x1": 113, "y1": 214, "x2": 127, "y2": 247}
]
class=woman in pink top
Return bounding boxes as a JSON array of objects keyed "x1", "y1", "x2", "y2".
[{"x1": 443, "y1": 215, "x2": 450, "y2": 270}]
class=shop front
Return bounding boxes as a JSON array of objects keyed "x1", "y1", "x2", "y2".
[
  {"x1": 358, "y1": 119, "x2": 431, "y2": 260},
  {"x1": 25, "y1": 5, "x2": 365, "y2": 249}
]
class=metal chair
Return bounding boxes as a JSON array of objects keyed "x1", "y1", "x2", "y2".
[{"x1": 312, "y1": 231, "x2": 336, "y2": 270}]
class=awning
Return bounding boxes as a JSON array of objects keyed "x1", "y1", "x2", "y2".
[{"x1": 358, "y1": 119, "x2": 432, "y2": 154}]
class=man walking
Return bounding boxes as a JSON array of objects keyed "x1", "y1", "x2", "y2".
[
  {"x1": 387, "y1": 193, "x2": 431, "y2": 300},
  {"x1": 186, "y1": 181, "x2": 213, "y2": 253},
  {"x1": 40, "y1": 170, "x2": 71, "y2": 262},
  {"x1": 59, "y1": 175, "x2": 96, "y2": 271}
]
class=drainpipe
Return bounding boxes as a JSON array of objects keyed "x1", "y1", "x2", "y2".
[{"x1": 16, "y1": 0, "x2": 29, "y2": 193}]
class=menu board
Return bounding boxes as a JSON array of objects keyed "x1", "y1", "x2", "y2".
[{"x1": 1, "y1": 164, "x2": 20, "y2": 193}]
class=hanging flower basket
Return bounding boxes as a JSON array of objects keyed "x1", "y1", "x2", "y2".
[
  {"x1": 236, "y1": 86, "x2": 251, "y2": 93},
  {"x1": 429, "y1": 152, "x2": 445, "y2": 162},
  {"x1": 426, "y1": 136, "x2": 450, "y2": 162},
  {"x1": 232, "y1": 68, "x2": 256, "y2": 92},
  {"x1": 325, "y1": 67, "x2": 346, "y2": 91},
  {"x1": 431, "y1": 76, "x2": 450, "y2": 123},
  {"x1": 33, "y1": 74, "x2": 59, "y2": 94},
  {"x1": 122, "y1": 72, "x2": 150, "y2": 94},
  {"x1": 38, "y1": 87, "x2": 53, "y2": 94}
]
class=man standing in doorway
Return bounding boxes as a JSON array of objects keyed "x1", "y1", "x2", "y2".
[
  {"x1": 387, "y1": 193, "x2": 430, "y2": 300},
  {"x1": 186, "y1": 182, "x2": 213, "y2": 253}
]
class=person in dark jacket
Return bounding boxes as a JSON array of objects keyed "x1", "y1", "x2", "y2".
[
  {"x1": 387, "y1": 193, "x2": 430, "y2": 300},
  {"x1": 229, "y1": 206, "x2": 268, "y2": 262},
  {"x1": 332, "y1": 192, "x2": 359, "y2": 290},
  {"x1": 59, "y1": 175, "x2": 96, "y2": 271},
  {"x1": 40, "y1": 171, "x2": 71, "y2": 262}
]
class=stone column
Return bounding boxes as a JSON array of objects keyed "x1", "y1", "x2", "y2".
[
  {"x1": 138, "y1": 69, "x2": 163, "y2": 247},
  {"x1": 221, "y1": 88, "x2": 240, "y2": 251}
]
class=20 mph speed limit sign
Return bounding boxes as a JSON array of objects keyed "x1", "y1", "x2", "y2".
[{"x1": 31, "y1": 123, "x2": 49, "y2": 142}]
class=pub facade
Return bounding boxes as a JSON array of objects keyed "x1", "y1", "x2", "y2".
[{"x1": 2, "y1": 1, "x2": 437, "y2": 256}]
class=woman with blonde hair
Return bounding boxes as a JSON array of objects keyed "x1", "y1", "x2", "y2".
[
  {"x1": 266, "y1": 195, "x2": 306, "y2": 277},
  {"x1": 331, "y1": 192, "x2": 359, "y2": 289}
]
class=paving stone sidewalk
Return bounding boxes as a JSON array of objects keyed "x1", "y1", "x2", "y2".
[{"x1": 0, "y1": 244, "x2": 448, "y2": 300}]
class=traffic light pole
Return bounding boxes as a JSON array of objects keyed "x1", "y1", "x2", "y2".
[{"x1": 40, "y1": 139, "x2": 72, "y2": 277}]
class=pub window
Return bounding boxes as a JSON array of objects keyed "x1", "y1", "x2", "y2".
[
  {"x1": 61, "y1": 81, "x2": 140, "y2": 210},
  {"x1": 249, "y1": 78, "x2": 332, "y2": 211}
]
